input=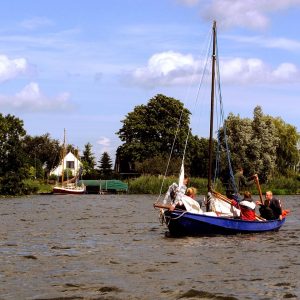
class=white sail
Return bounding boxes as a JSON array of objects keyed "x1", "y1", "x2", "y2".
[{"x1": 178, "y1": 162, "x2": 184, "y2": 187}]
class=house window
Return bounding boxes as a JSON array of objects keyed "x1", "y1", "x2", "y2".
[{"x1": 66, "y1": 161, "x2": 75, "y2": 169}]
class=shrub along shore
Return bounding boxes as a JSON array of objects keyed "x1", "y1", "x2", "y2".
[
  {"x1": 1, "y1": 175, "x2": 299, "y2": 196},
  {"x1": 127, "y1": 175, "x2": 300, "y2": 195}
]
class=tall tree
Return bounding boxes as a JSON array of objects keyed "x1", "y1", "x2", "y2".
[
  {"x1": 116, "y1": 94, "x2": 191, "y2": 172},
  {"x1": 0, "y1": 114, "x2": 27, "y2": 195},
  {"x1": 188, "y1": 136, "x2": 212, "y2": 178},
  {"x1": 249, "y1": 106, "x2": 279, "y2": 181},
  {"x1": 135, "y1": 155, "x2": 182, "y2": 176},
  {"x1": 98, "y1": 152, "x2": 113, "y2": 178},
  {"x1": 81, "y1": 142, "x2": 96, "y2": 178},
  {"x1": 218, "y1": 106, "x2": 279, "y2": 182},
  {"x1": 272, "y1": 117, "x2": 299, "y2": 175}
]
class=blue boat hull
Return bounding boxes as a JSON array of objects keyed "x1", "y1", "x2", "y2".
[{"x1": 164, "y1": 210, "x2": 285, "y2": 236}]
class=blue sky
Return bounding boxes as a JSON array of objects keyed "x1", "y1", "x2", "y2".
[{"x1": 1, "y1": 0, "x2": 300, "y2": 162}]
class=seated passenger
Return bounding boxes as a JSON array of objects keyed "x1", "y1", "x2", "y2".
[
  {"x1": 231, "y1": 191, "x2": 256, "y2": 221},
  {"x1": 186, "y1": 187, "x2": 197, "y2": 199},
  {"x1": 258, "y1": 198, "x2": 275, "y2": 220}
]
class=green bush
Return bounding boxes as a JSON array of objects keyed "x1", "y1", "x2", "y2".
[
  {"x1": 129, "y1": 175, "x2": 211, "y2": 195},
  {"x1": 49, "y1": 174, "x2": 58, "y2": 181},
  {"x1": 129, "y1": 175, "x2": 176, "y2": 194},
  {"x1": 127, "y1": 174, "x2": 300, "y2": 195},
  {"x1": 261, "y1": 175, "x2": 300, "y2": 195},
  {"x1": 22, "y1": 179, "x2": 39, "y2": 195}
]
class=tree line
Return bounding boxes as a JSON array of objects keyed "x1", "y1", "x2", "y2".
[
  {"x1": 1, "y1": 93, "x2": 299, "y2": 195},
  {"x1": 115, "y1": 94, "x2": 300, "y2": 184},
  {"x1": 0, "y1": 113, "x2": 113, "y2": 195}
]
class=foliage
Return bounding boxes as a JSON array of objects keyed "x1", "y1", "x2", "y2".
[
  {"x1": 64, "y1": 168, "x2": 73, "y2": 179},
  {"x1": 249, "y1": 106, "x2": 279, "y2": 181},
  {"x1": 49, "y1": 174, "x2": 58, "y2": 181},
  {"x1": 128, "y1": 175, "x2": 222, "y2": 195},
  {"x1": 23, "y1": 179, "x2": 53, "y2": 194},
  {"x1": 81, "y1": 142, "x2": 96, "y2": 178},
  {"x1": 261, "y1": 175, "x2": 300, "y2": 195},
  {"x1": 135, "y1": 155, "x2": 182, "y2": 176},
  {"x1": 22, "y1": 179, "x2": 39, "y2": 194},
  {"x1": 188, "y1": 136, "x2": 213, "y2": 178},
  {"x1": 128, "y1": 175, "x2": 177, "y2": 194},
  {"x1": 219, "y1": 106, "x2": 281, "y2": 183},
  {"x1": 127, "y1": 174, "x2": 300, "y2": 195},
  {"x1": 272, "y1": 117, "x2": 300, "y2": 176},
  {"x1": 22, "y1": 133, "x2": 62, "y2": 178},
  {"x1": 116, "y1": 94, "x2": 191, "y2": 172},
  {"x1": 0, "y1": 114, "x2": 27, "y2": 195},
  {"x1": 98, "y1": 152, "x2": 113, "y2": 178}
]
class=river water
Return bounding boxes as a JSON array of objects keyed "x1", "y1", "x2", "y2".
[{"x1": 0, "y1": 194, "x2": 299, "y2": 300}]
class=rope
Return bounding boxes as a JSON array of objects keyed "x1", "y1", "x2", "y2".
[
  {"x1": 170, "y1": 211, "x2": 188, "y2": 219},
  {"x1": 213, "y1": 34, "x2": 237, "y2": 194},
  {"x1": 156, "y1": 28, "x2": 212, "y2": 203}
]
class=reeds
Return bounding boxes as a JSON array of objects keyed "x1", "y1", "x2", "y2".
[{"x1": 128, "y1": 175, "x2": 300, "y2": 195}]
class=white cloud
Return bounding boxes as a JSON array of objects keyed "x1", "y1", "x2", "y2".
[
  {"x1": 181, "y1": 0, "x2": 300, "y2": 30},
  {"x1": 272, "y1": 63, "x2": 298, "y2": 81},
  {"x1": 176, "y1": 0, "x2": 200, "y2": 6},
  {"x1": 128, "y1": 51, "x2": 300, "y2": 86},
  {"x1": 220, "y1": 58, "x2": 300, "y2": 84},
  {"x1": 20, "y1": 17, "x2": 54, "y2": 30},
  {"x1": 224, "y1": 35, "x2": 300, "y2": 52},
  {"x1": 221, "y1": 58, "x2": 266, "y2": 83},
  {"x1": 97, "y1": 137, "x2": 111, "y2": 147},
  {"x1": 0, "y1": 55, "x2": 29, "y2": 82},
  {"x1": 202, "y1": 0, "x2": 269, "y2": 30},
  {"x1": 0, "y1": 82, "x2": 72, "y2": 112},
  {"x1": 96, "y1": 137, "x2": 113, "y2": 156},
  {"x1": 127, "y1": 51, "x2": 202, "y2": 87}
]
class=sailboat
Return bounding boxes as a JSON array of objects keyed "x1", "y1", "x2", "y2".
[
  {"x1": 52, "y1": 129, "x2": 86, "y2": 195},
  {"x1": 154, "y1": 21, "x2": 287, "y2": 235}
]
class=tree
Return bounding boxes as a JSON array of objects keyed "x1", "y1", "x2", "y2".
[
  {"x1": 188, "y1": 136, "x2": 213, "y2": 178},
  {"x1": 217, "y1": 113, "x2": 253, "y2": 182},
  {"x1": 249, "y1": 106, "x2": 279, "y2": 181},
  {"x1": 81, "y1": 142, "x2": 96, "y2": 178},
  {"x1": 22, "y1": 133, "x2": 62, "y2": 178},
  {"x1": 135, "y1": 155, "x2": 182, "y2": 176},
  {"x1": 219, "y1": 106, "x2": 279, "y2": 182},
  {"x1": 116, "y1": 94, "x2": 191, "y2": 173},
  {"x1": 0, "y1": 114, "x2": 27, "y2": 195},
  {"x1": 98, "y1": 152, "x2": 113, "y2": 178},
  {"x1": 272, "y1": 117, "x2": 300, "y2": 175}
]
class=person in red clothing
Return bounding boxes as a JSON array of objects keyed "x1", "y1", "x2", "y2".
[{"x1": 231, "y1": 191, "x2": 256, "y2": 221}]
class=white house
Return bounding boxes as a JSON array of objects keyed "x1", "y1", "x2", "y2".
[{"x1": 50, "y1": 152, "x2": 83, "y2": 177}]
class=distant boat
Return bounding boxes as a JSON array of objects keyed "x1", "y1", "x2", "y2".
[
  {"x1": 154, "y1": 21, "x2": 287, "y2": 236},
  {"x1": 52, "y1": 129, "x2": 86, "y2": 195},
  {"x1": 53, "y1": 183, "x2": 86, "y2": 195}
]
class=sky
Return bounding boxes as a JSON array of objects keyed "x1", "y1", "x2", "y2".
[{"x1": 1, "y1": 0, "x2": 300, "y2": 163}]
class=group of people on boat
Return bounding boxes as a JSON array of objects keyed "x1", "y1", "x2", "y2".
[
  {"x1": 227, "y1": 167, "x2": 286, "y2": 221},
  {"x1": 163, "y1": 167, "x2": 288, "y2": 222},
  {"x1": 230, "y1": 190, "x2": 284, "y2": 221}
]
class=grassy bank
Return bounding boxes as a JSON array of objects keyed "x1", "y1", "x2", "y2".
[
  {"x1": 128, "y1": 175, "x2": 300, "y2": 195},
  {"x1": 3, "y1": 175, "x2": 299, "y2": 197}
]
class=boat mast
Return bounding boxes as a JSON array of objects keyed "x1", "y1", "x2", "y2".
[
  {"x1": 207, "y1": 20, "x2": 217, "y2": 196},
  {"x1": 61, "y1": 128, "x2": 66, "y2": 185}
]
